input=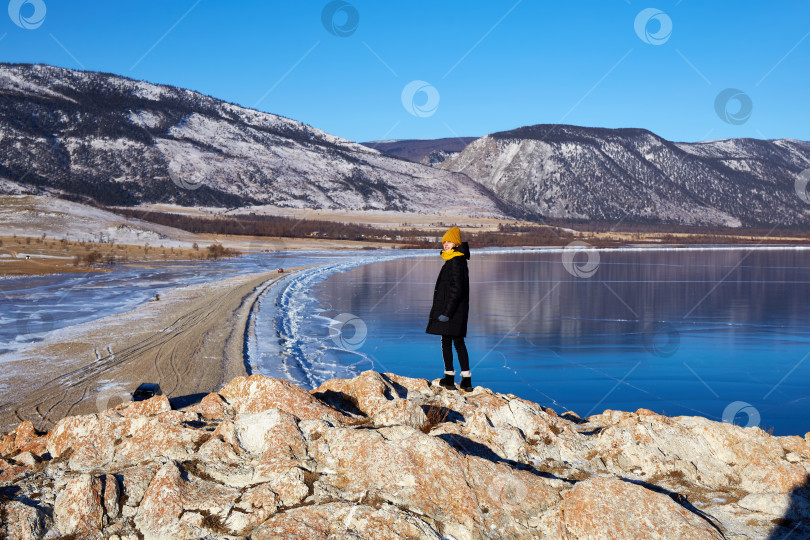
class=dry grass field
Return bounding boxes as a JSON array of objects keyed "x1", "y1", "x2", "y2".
[
  {"x1": 0, "y1": 235, "x2": 215, "y2": 276},
  {"x1": 4, "y1": 194, "x2": 810, "y2": 277}
]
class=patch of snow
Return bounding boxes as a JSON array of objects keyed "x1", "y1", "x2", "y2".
[
  {"x1": 130, "y1": 80, "x2": 167, "y2": 101},
  {"x1": 0, "y1": 68, "x2": 79, "y2": 103}
]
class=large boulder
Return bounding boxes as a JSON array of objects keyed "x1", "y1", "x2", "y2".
[
  {"x1": 134, "y1": 461, "x2": 240, "y2": 539},
  {"x1": 252, "y1": 501, "x2": 441, "y2": 539},
  {"x1": 560, "y1": 476, "x2": 723, "y2": 539},
  {"x1": 0, "y1": 500, "x2": 51, "y2": 539},
  {"x1": 54, "y1": 474, "x2": 104, "y2": 537},
  {"x1": 220, "y1": 374, "x2": 349, "y2": 423}
]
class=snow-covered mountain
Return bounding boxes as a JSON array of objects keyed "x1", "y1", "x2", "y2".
[
  {"x1": 0, "y1": 64, "x2": 515, "y2": 218},
  {"x1": 439, "y1": 124, "x2": 810, "y2": 227},
  {"x1": 6, "y1": 64, "x2": 809, "y2": 228}
]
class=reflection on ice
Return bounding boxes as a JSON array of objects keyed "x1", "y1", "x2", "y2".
[
  {"x1": 299, "y1": 246, "x2": 810, "y2": 436},
  {"x1": 8, "y1": 245, "x2": 810, "y2": 436}
]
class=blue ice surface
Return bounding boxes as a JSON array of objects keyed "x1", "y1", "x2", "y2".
[
  {"x1": 5, "y1": 245, "x2": 810, "y2": 436},
  {"x1": 259, "y1": 245, "x2": 810, "y2": 436},
  {"x1": 0, "y1": 248, "x2": 391, "y2": 356}
]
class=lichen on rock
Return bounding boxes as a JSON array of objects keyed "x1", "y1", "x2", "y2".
[{"x1": 1, "y1": 371, "x2": 809, "y2": 539}]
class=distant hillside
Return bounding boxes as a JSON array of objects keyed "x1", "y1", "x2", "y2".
[
  {"x1": 362, "y1": 137, "x2": 477, "y2": 166},
  {"x1": 0, "y1": 64, "x2": 515, "y2": 219},
  {"x1": 439, "y1": 124, "x2": 810, "y2": 227},
  {"x1": 6, "y1": 63, "x2": 809, "y2": 228}
]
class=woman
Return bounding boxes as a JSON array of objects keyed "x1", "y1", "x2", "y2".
[{"x1": 426, "y1": 226, "x2": 472, "y2": 391}]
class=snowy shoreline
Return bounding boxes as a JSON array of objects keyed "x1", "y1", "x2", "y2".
[{"x1": 245, "y1": 250, "x2": 432, "y2": 389}]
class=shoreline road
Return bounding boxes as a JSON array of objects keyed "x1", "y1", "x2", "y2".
[{"x1": 0, "y1": 267, "x2": 310, "y2": 432}]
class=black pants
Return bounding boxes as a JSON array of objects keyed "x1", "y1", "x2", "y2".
[{"x1": 441, "y1": 335, "x2": 469, "y2": 373}]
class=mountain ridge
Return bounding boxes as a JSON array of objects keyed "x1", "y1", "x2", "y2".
[
  {"x1": 439, "y1": 123, "x2": 810, "y2": 227},
  {"x1": 4, "y1": 63, "x2": 810, "y2": 228},
  {"x1": 361, "y1": 137, "x2": 478, "y2": 166},
  {"x1": 0, "y1": 63, "x2": 516, "y2": 219}
]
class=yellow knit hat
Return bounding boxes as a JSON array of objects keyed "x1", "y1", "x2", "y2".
[{"x1": 441, "y1": 226, "x2": 461, "y2": 246}]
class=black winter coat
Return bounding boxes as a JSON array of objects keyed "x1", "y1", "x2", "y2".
[{"x1": 426, "y1": 242, "x2": 470, "y2": 337}]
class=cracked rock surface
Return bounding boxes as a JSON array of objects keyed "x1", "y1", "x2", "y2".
[{"x1": 2, "y1": 371, "x2": 809, "y2": 539}]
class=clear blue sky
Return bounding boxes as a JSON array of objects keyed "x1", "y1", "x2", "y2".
[{"x1": 2, "y1": 1, "x2": 808, "y2": 143}]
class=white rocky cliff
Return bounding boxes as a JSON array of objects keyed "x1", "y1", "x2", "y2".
[{"x1": 1, "y1": 371, "x2": 808, "y2": 539}]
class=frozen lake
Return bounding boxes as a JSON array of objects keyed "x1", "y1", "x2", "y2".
[
  {"x1": 0, "y1": 249, "x2": 389, "y2": 356},
  {"x1": 4, "y1": 245, "x2": 810, "y2": 436},
  {"x1": 270, "y1": 246, "x2": 810, "y2": 436}
]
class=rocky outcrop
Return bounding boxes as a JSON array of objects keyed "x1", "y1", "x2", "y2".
[{"x1": 1, "y1": 370, "x2": 809, "y2": 538}]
